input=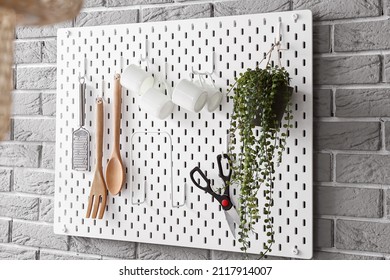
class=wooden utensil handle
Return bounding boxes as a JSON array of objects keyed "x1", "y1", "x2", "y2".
[
  {"x1": 96, "y1": 98, "x2": 104, "y2": 166},
  {"x1": 113, "y1": 74, "x2": 121, "y2": 150}
]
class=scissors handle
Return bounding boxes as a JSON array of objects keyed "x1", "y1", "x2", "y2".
[
  {"x1": 190, "y1": 167, "x2": 211, "y2": 193},
  {"x1": 217, "y1": 154, "x2": 232, "y2": 185},
  {"x1": 190, "y1": 166, "x2": 233, "y2": 210}
]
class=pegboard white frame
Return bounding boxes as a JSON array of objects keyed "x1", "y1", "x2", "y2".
[{"x1": 54, "y1": 10, "x2": 313, "y2": 259}]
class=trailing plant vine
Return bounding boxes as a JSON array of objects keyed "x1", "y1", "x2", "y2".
[{"x1": 227, "y1": 45, "x2": 293, "y2": 258}]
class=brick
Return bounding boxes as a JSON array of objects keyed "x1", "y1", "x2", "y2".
[
  {"x1": 0, "y1": 144, "x2": 40, "y2": 168},
  {"x1": 314, "y1": 25, "x2": 331, "y2": 53},
  {"x1": 42, "y1": 143, "x2": 55, "y2": 169},
  {"x1": 336, "y1": 154, "x2": 390, "y2": 184},
  {"x1": 0, "y1": 245, "x2": 37, "y2": 260},
  {"x1": 76, "y1": 10, "x2": 138, "y2": 27},
  {"x1": 39, "y1": 250, "x2": 100, "y2": 260},
  {"x1": 314, "y1": 122, "x2": 381, "y2": 151},
  {"x1": 83, "y1": 0, "x2": 105, "y2": 8},
  {"x1": 42, "y1": 40, "x2": 57, "y2": 63},
  {"x1": 313, "y1": 251, "x2": 384, "y2": 260},
  {"x1": 214, "y1": 0, "x2": 290, "y2": 17},
  {"x1": 386, "y1": 123, "x2": 390, "y2": 151},
  {"x1": 142, "y1": 3, "x2": 212, "y2": 22},
  {"x1": 12, "y1": 221, "x2": 68, "y2": 250},
  {"x1": 107, "y1": 0, "x2": 173, "y2": 6},
  {"x1": 0, "y1": 219, "x2": 10, "y2": 242},
  {"x1": 314, "y1": 153, "x2": 331, "y2": 182},
  {"x1": 386, "y1": 0, "x2": 390, "y2": 15},
  {"x1": 14, "y1": 41, "x2": 41, "y2": 64},
  {"x1": 42, "y1": 93, "x2": 56, "y2": 116},
  {"x1": 12, "y1": 92, "x2": 41, "y2": 116},
  {"x1": 212, "y1": 250, "x2": 253, "y2": 260},
  {"x1": 16, "y1": 21, "x2": 72, "y2": 39},
  {"x1": 335, "y1": 21, "x2": 390, "y2": 52},
  {"x1": 14, "y1": 169, "x2": 54, "y2": 196},
  {"x1": 314, "y1": 219, "x2": 333, "y2": 248},
  {"x1": 292, "y1": 0, "x2": 381, "y2": 21},
  {"x1": 385, "y1": 189, "x2": 390, "y2": 217},
  {"x1": 315, "y1": 186, "x2": 382, "y2": 218},
  {"x1": 0, "y1": 193, "x2": 39, "y2": 220},
  {"x1": 384, "y1": 55, "x2": 390, "y2": 82},
  {"x1": 314, "y1": 89, "x2": 332, "y2": 117},
  {"x1": 139, "y1": 243, "x2": 208, "y2": 259},
  {"x1": 212, "y1": 250, "x2": 286, "y2": 260},
  {"x1": 336, "y1": 220, "x2": 390, "y2": 253},
  {"x1": 14, "y1": 118, "x2": 56, "y2": 142},
  {"x1": 69, "y1": 237, "x2": 136, "y2": 259},
  {"x1": 16, "y1": 67, "x2": 57, "y2": 90},
  {"x1": 39, "y1": 198, "x2": 54, "y2": 223},
  {"x1": 314, "y1": 56, "x2": 381, "y2": 85},
  {"x1": 336, "y1": 89, "x2": 390, "y2": 117},
  {"x1": 0, "y1": 169, "x2": 12, "y2": 192}
]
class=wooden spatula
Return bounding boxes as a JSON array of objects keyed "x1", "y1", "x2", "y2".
[{"x1": 86, "y1": 97, "x2": 107, "y2": 219}]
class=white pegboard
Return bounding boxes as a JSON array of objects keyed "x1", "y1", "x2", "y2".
[{"x1": 54, "y1": 10, "x2": 313, "y2": 259}]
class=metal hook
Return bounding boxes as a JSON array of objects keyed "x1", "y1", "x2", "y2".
[
  {"x1": 140, "y1": 37, "x2": 149, "y2": 63},
  {"x1": 191, "y1": 51, "x2": 215, "y2": 77},
  {"x1": 162, "y1": 62, "x2": 172, "y2": 98},
  {"x1": 152, "y1": 62, "x2": 171, "y2": 98},
  {"x1": 79, "y1": 56, "x2": 87, "y2": 81},
  {"x1": 171, "y1": 180, "x2": 187, "y2": 208},
  {"x1": 139, "y1": 38, "x2": 151, "y2": 71},
  {"x1": 130, "y1": 131, "x2": 173, "y2": 206},
  {"x1": 78, "y1": 75, "x2": 85, "y2": 84},
  {"x1": 131, "y1": 180, "x2": 147, "y2": 205},
  {"x1": 189, "y1": 71, "x2": 194, "y2": 81},
  {"x1": 191, "y1": 65, "x2": 201, "y2": 76},
  {"x1": 205, "y1": 71, "x2": 217, "y2": 89},
  {"x1": 96, "y1": 79, "x2": 104, "y2": 101}
]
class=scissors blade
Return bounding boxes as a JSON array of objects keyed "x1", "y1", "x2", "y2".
[
  {"x1": 228, "y1": 182, "x2": 239, "y2": 207},
  {"x1": 224, "y1": 207, "x2": 240, "y2": 238}
]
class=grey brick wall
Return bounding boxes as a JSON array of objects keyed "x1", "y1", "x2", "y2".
[{"x1": 1, "y1": 0, "x2": 390, "y2": 260}]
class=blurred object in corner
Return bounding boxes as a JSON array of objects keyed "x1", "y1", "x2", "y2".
[
  {"x1": 0, "y1": 0, "x2": 83, "y2": 26},
  {"x1": 0, "y1": 0, "x2": 83, "y2": 141},
  {"x1": 0, "y1": 7, "x2": 15, "y2": 141}
]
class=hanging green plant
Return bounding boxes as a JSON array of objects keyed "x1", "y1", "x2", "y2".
[{"x1": 228, "y1": 46, "x2": 294, "y2": 258}]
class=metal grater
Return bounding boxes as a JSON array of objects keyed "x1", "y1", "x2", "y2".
[{"x1": 72, "y1": 77, "x2": 90, "y2": 171}]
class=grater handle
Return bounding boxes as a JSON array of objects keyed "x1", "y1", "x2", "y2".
[
  {"x1": 113, "y1": 74, "x2": 122, "y2": 151},
  {"x1": 79, "y1": 78, "x2": 86, "y2": 127},
  {"x1": 96, "y1": 98, "x2": 104, "y2": 166}
]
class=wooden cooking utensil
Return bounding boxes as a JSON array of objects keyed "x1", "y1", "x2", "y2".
[
  {"x1": 105, "y1": 74, "x2": 125, "y2": 195},
  {"x1": 86, "y1": 97, "x2": 107, "y2": 219}
]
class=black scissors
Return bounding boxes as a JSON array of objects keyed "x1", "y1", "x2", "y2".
[{"x1": 190, "y1": 154, "x2": 240, "y2": 238}]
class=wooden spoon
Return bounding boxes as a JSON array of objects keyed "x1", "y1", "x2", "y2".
[{"x1": 105, "y1": 74, "x2": 125, "y2": 195}]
